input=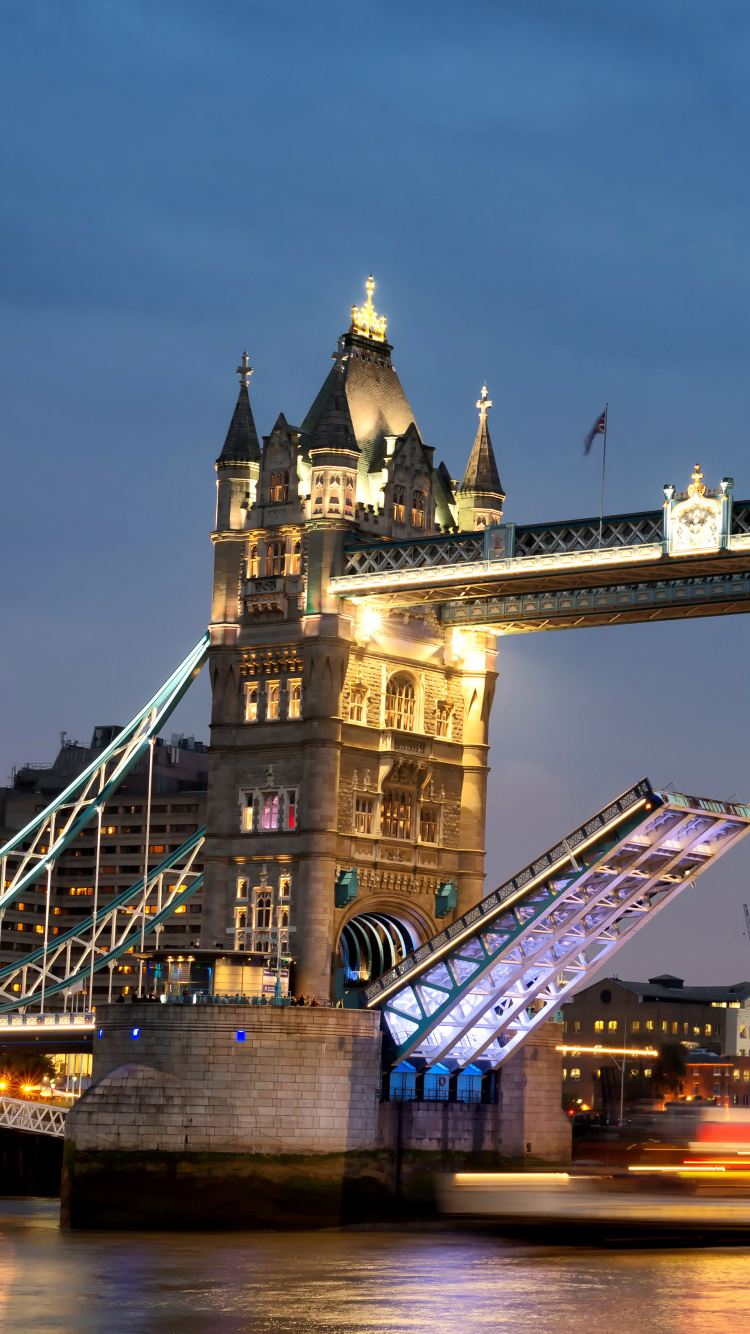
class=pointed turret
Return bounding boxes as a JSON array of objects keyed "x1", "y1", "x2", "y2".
[
  {"x1": 308, "y1": 343, "x2": 360, "y2": 521},
  {"x1": 216, "y1": 352, "x2": 261, "y2": 466},
  {"x1": 458, "y1": 386, "x2": 505, "y2": 531},
  {"x1": 214, "y1": 352, "x2": 260, "y2": 532}
]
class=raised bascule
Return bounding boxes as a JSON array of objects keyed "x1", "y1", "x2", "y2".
[{"x1": 4, "y1": 280, "x2": 750, "y2": 1221}]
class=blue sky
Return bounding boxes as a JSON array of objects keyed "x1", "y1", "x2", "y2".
[{"x1": 2, "y1": 0, "x2": 750, "y2": 980}]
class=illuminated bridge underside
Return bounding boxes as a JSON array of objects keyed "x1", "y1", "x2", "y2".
[{"x1": 366, "y1": 782, "x2": 750, "y2": 1071}]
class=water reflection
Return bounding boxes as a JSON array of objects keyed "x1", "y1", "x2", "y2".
[{"x1": 0, "y1": 1200, "x2": 749, "y2": 1334}]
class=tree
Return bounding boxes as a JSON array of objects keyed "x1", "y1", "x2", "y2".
[
  {"x1": 0, "y1": 1050, "x2": 57, "y2": 1097},
  {"x1": 652, "y1": 1041, "x2": 687, "y2": 1099}
]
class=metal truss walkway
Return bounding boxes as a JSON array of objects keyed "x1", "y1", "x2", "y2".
[
  {"x1": 366, "y1": 781, "x2": 750, "y2": 1070},
  {"x1": 0, "y1": 1096, "x2": 66, "y2": 1138}
]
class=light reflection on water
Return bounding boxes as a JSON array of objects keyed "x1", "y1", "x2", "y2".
[{"x1": 0, "y1": 1200, "x2": 749, "y2": 1334}]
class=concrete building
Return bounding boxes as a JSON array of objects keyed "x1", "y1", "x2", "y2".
[
  {"x1": 562, "y1": 973, "x2": 750, "y2": 1111},
  {"x1": 0, "y1": 730, "x2": 208, "y2": 1003},
  {"x1": 204, "y1": 280, "x2": 504, "y2": 998}
]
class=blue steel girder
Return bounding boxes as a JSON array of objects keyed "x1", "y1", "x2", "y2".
[
  {"x1": 0, "y1": 634, "x2": 209, "y2": 913},
  {"x1": 0, "y1": 830, "x2": 205, "y2": 1012},
  {"x1": 369, "y1": 782, "x2": 750, "y2": 1070}
]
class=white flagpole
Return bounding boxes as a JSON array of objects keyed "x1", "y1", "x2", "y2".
[{"x1": 598, "y1": 403, "x2": 609, "y2": 549}]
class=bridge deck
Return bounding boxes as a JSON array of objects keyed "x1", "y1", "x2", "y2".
[{"x1": 368, "y1": 781, "x2": 750, "y2": 1071}]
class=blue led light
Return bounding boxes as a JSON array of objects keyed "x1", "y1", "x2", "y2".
[
  {"x1": 235, "y1": 1030, "x2": 246, "y2": 1042},
  {"x1": 97, "y1": 1029, "x2": 104, "y2": 1040},
  {"x1": 131, "y1": 1027, "x2": 140, "y2": 1039}
]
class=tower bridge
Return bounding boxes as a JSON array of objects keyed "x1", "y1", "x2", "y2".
[{"x1": 3, "y1": 278, "x2": 750, "y2": 1076}]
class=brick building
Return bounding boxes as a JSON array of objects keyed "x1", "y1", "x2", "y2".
[
  {"x1": 561, "y1": 973, "x2": 750, "y2": 1111},
  {"x1": 0, "y1": 729, "x2": 207, "y2": 1003}
]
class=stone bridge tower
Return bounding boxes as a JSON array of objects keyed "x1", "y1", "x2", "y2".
[{"x1": 203, "y1": 282, "x2": 504, "y2": 998}]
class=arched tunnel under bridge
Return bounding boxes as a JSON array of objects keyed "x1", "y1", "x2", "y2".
[{"x1": 336, "y1": 912, "x2": 420, "y2": 999}]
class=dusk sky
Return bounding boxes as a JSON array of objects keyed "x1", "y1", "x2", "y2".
[{"x1": 2, "y1": 1, "x2": 750, "y2": 982}]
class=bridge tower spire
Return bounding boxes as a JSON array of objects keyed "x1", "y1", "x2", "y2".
[{"x1": 458, "y1": 384, "x2": 505, "y2": 531}]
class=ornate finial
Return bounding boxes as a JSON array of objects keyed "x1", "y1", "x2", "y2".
[
  {"x1": 332, "y1": 337, "x2": 348, "y2": 374},
  {"x1": 688, "y1": 463, "x2": 707, "y2": 498},
  {"x1": 236, "y1": 350, "x2": 253, "y2": 388},
  {"x1": 477, "y1": 384, "x2": 492, "y2": 422},
  {"x1": 350, "y1": 274, "x2": 387, "y2": 343}
]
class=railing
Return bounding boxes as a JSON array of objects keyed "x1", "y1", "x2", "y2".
[
  {"x1": 0, "y1": 1095, "x2": 67, "y2": 1138},
  {"x1": 0, "y1": 1011, "x2": 95, "y2": 1032}
]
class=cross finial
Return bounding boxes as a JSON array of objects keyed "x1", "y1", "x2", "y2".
[
  {"x1": 477, "y1": 384, "x2": 492, "y2": 421},
  {"x1": 692, "y1": 463, "x2": 703, "y2": 488},
  {"x1": 332, "y1": 337, "x2": 348, "y2": 374},
  {"x1": 236, "y1": 350, "x2": 253, "y2": 388}
]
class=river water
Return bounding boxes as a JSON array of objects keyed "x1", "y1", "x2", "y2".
[{"x1": 0, "y1": 1199, "x2": 748, "y2": 1333}]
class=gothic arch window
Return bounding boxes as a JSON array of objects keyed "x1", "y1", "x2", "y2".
[
  {"x1": 393, "y1": 485, "x2": 406, "y2": 524},
  {"x1": 266, "y1": 541, "x2": 284, "y2": 576},
  {"x1": 245, "y1": 685, "x2": 258, "y2": 723},
  {"x1": 290, "y1": 541, "x2": 302, "y2": 575},
  {"x1": 270, "y1": 471, "x2": 289, "y2": 502},
  {"x1": 382, "y1": 789, "x2": 412, "y2": 840},
  {"x1": 385, "y1": 674, "x2": 416, "y2": 732},
  {"x1": 248, "y1": 544, "x2": 260, "y2": 578},
  {"x1": 411, "y1": 491, "x2": 425, "y2": 529},
  {"x1": 419, "y1": 807, "x2": 437, "y2": 843},
  {"x1": 349, "y1": 685, "x2": 367, "y2": 723}
]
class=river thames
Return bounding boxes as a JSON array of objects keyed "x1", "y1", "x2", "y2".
[{"x1": 0, "y1": 1200, "x2": 746, "y2": 1333}]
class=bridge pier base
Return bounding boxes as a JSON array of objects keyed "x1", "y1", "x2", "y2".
[{"x1": 61, "y1": 1006, "x2": 569, "y2": 1229}]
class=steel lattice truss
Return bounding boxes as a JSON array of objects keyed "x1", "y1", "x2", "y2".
[
  {"x1": 0, "y1": 833, "x2": 205, "y2": 1012},
  {"x1": 0, "y1": 1095, "x2": 67, "y2": 1138},
  {"x1": 367, "y1": 781, "x2": 750, "y2": 1071},
  {"x1": 0, "y1": 634, "x2": 208, "y2": 916}
]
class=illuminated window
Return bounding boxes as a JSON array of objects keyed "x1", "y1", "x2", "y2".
[
  {"x1": 69, "y1": 887, "x2": 93, "y2": 896},
  {"x1": 349, "y1": 686, "x2": 367, "y2": 723},
  {"x1": 562, "y1": 1067, "x2": 568, "y2": 1080},
  {"x1": 262, "y1": 794, "x2": 279, "y2": 830},
  {"x1": 734, "y1": 1069, "x2": 741, "y2": 1082},
  {"x1": 270, "y1": 470, "x2": 289, "y2": 502},
  {"x1": 288, "y1": 680, "x2": 301, "y2": 719},
  {"x1": 573, "y1": 1020, "x2": 581, "y2": 1033},
  {"x1": 435, "y1": 702, "x2": 452, "y2": 738},
  {"x1": 254, "y1": 891, "x2": 273, "y2": 930},
  {"x1": 382, "y1": 790, "x2": 412, "y2": 840},
  {"x1": 248, "y1": 544, "x2": 260, "y2": 578},
  {"x1": 242, "y1": 803, "x2": 254, "y2": 832},
  {"x1": 327, "y1": 472, "x2": 342, "y2": 514},
  {"x1": 742, "y1": 1026, "x2": 747, "y2": 1039},
  {"x1": 354, "y1": 797, "x2": 373, "y2": 835},
  {"x1": 35, "y1": 924, "x2": 44, "y2": 934},
  {"x1": 280, "y1": 875, "x2": 291, "y2": 899},
  {"x1": 607, "y1": 1020, "x2": 617, "y2": 1032},
  {"x1": 290, "y1": 541, "x2": 301, "y2": 575},
  {"x1": 174, "y1": 904, "x2": 186, "y2": 914},
  {"x1": 594, "y1": 1020, "x2": 604, "y2": 1032},
  {"x1": 645, "y1": 1020, "x2": 654, "y2": 1031},
  {"x1": 265, "y1": 542, "x2": 284, "y2": 576},
  {"x1": 705, "y1": 1023, "x2": 712, "y2": 1035},
  {"x1": 53, "y1": 907, "x2": 61, "y2": 916},
  {"x1": 662, "y1": 1020, "x2": 668, "y2": 1032},
  {"x1": 411, "y1": 491, "x2": 425, "y2": 529},
  {"x1": 242, "y1": 788, "x2": 297, "y2": 833},
  {"x1": 237, "y1": 879, "x2": 248, "y2": 899},
  {"x1": 419, "y1": 807, "x2": 437, "y2": 843},
  {"x1": 385, "y1": 675, "x2": 416, "y2": 731},
  {"x1": 267, "y1": 683, "x2": 280, "y2": 721},
  {"x1": 246, "y1": 685, "x2": 258, "y2": 723},
  {"x1": 393, "y1": 485, "x2": 405, "y2": 524},
  {"x1": 632, "y1": 1020, "x2": 640, "y2": 1032},
  {"x1": 104, "y1": 826, "x2": 116, "y2": 835},
  {"x1": 744, "y1": 1070, "x2": 750, "y2": 1083},
  {"x1": 683, "y1": 1022, "x2": 690, "y2": 1035},
  {"x1": 570, "y1": 1068, "x2": 581, "y2": 1083},
  {"x1": 693, "y1": 1026, "x2": 700, "y2": 1036},
  {"x1": 149, "y1": 845, "x2": 165, "y2": 854},
  {"x1": 644, "y1": 1068, "x2": 653, "y2": 1078},
  {"x1": 670, "y1": 1021, "x2": 678, "y2": 1034}
]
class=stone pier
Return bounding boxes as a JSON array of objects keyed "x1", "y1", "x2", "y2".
[{"x1": 61, "y1": 1005, "x2": 570, "y2": 1229}]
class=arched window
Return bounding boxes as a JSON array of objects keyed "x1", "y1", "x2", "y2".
[
  {"x1": 254, "y1": 891, "x2": 272, "y2": 930},
  {"x1": 266, "y1": 542, "x2": 284, "y2": 576},
  {"x1": 245, "y1": 685, "x2": 258, "y2": 723},
  {"x1": 270, "y1": 471, "x2": 290, "y2": 502},
  {"x1": 393, "y1": 485, "x2": 405, "y2": 524},
  {"x1": 382, "y1": 790, "x2": 412, "y2": 840},
  {"x1": 385, "y1": 675, "x2": 416, "y2": 732},
  {"x1": 290, "y1": 541, "x2": 302, "y2": 575},
  {"x1": 349, "y1": 685, "x2": 366, "y2": 723},
  {"x1": 412, "y1": 491, "x2": 425, "y2": 529},
  {"x1": 435, "y1": 701, "x2": 452, "y2": 738},
  {"x1": 288, "y1": 680, "x2": 301, "y2": 719},
  {"x1": 248, "y1": 544, "x2": 259, "y2": 578},
  {"x1": 419, "y1": 807, "x2": 437, "y2": 843}
]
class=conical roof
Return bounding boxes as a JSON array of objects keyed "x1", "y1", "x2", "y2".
[
  {"x1": 460, "y1": 389, "x2": 504, "y2": 495},
  {"x1": 216, "y1": 381, "x2": 261, "y2": 466},
  {"x1": 311, "y1": 356, "x2": 359, "y2": 454}
]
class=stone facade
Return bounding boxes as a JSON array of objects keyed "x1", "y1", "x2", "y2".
[
  {"x1": 203, "y1": 285, "x2": 505, "y2": 998},
  {"x1": 61, "y1": 1006, "x2": 570, "y2": 1228}
]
